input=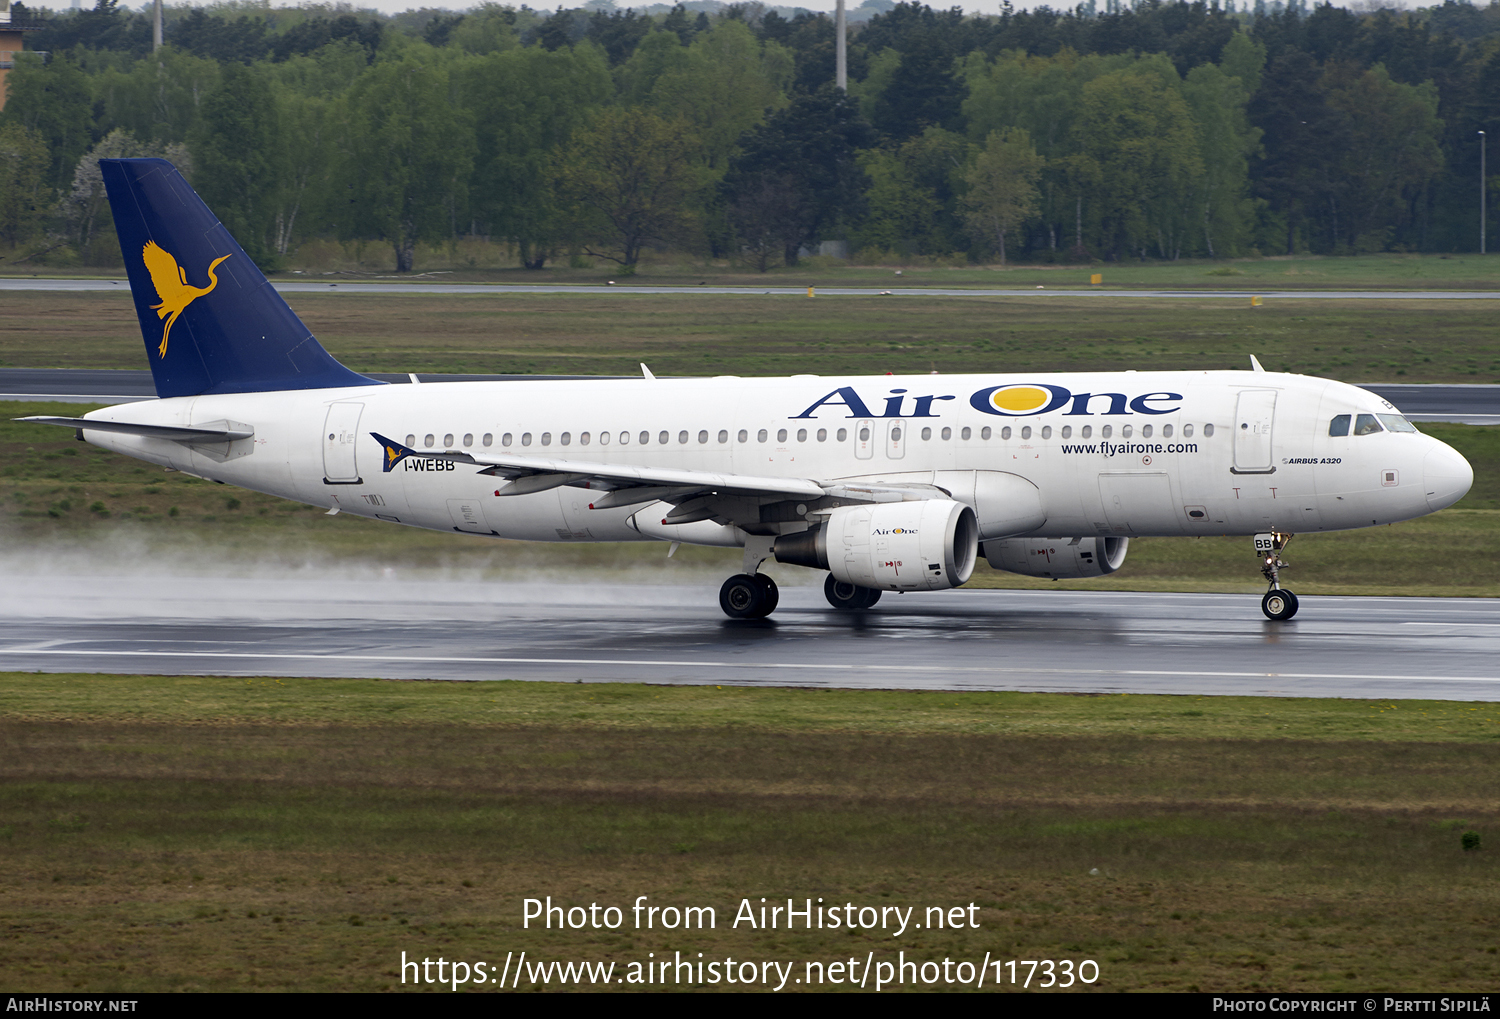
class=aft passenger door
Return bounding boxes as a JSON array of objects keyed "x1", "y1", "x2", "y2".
[
  {"x1": 1232, "y1": 390, "x2": 1277, "y2": 475},
  {"x1": 322, "y1": 403, "x2": 364, "y2": 484}
]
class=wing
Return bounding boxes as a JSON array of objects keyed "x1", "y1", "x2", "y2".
[
  {"x1": 140, "y1": 241, "x2": 183, "y2": 310},
  {"x1": 370, "y1": 432, "x2": 944, "y2": 529}
]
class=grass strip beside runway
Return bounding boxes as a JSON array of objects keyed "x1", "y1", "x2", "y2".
[
  {"x1": 4, "y1": 290, "x2": 1500, "y2": 383},
  {"x1": 1, "y1": 674, "x2": 1496, "y2": 993}
]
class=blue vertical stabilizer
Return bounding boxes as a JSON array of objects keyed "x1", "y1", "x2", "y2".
[{"x1": 102, "y1": 158, "x2": 378, "y2": 399}]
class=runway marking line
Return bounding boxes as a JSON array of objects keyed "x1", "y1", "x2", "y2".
[{"x1": 2, "y1": 647, "x2": 1498, "y2": 684}]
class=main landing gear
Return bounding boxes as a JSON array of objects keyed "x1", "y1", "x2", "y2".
[
  {"x1": 717, "y1": 538, "x2": 883, "y2": 619},
  {"x1": 824, "y1": 575, "x2": 882, "y2": 611},
  {"x1": 719, "y1": 573, "x2": 779, "y2": 619},
  {"x1": 1256, "y1": 531, "x2": 1299, "y2": 621}
]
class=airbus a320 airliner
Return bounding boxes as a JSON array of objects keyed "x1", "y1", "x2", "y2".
[{"x1": 22, "y1": 160, "x2": 1474, "y2": 620}]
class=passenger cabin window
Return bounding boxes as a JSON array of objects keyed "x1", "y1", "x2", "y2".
[
  {"x1": 1203, "y1": 424, "x2": 1214, "y2": 437},
  {"x1": 462, "y1": 433, "x2": 473, "y2": 447},
  {"x1": 778, "y1": 428, "x2": 788, "y2": 442},
  {"x1": 580, "y1": 432, "x2": 590, "y2": 445},
  {"x1": 1182, "y1": 424, "x2": 1193, "y2": 438},
  {"x1": 1329, "y1": 414, "x2": 1351, "y2": 437},
  {"x1": 405, "y1": 434, "x2": 416, "y2": 446},
  {"x1": 1354, "y1": 414, "x2": 1383, "y2": 436},
  {"x1": 981, "y1": 426, "x2": 991, "y2": 440},
  {"x1": 1061, "y1": 426, "x2": 1072, "y2": 439},
  {"x1": 560, "y1": 432, "x2": 571, "y2": 446},
  {"x1": 521, "y1": 433, "x2": 532, "y2": 446},
  {"x1": 599, "y1": 432, "x2": 609, "y2": 445},
  {"x1": 541, "y1": 432, "x2": 552, "y2": 446},
  {"x1": 796, "y1": 428, "x2": 807, "y2": 442},
  {"x1": 502, "y1": 433, "x2": 512, "y2": 446},
  {"x1": 758, "y1": 429, "x2": 768, "y2": 442},
  {"x1": 817, "y1": 428, "x2": 827, "y2": 442},
  {"x1": 1041, "y1": 426, "x2": 1051, "y2": 439},
  {"x1": 1378, "y1": 414, "x2": 1418, "y2": 433},
  {"x1": 1141, "y1": 425, "x2": 1151, "y2": 438},
  {"x1": 920, "y1": 427, "x2": 932, "y2": 441},
  {"x1": 1021, "y1": 426, "x2": 1032, "y2": 440},
  {"x1": 443, "y1": 434, "x2": 454, "y2": 447},
  {"x1": 941, "y1": 427, "x2": 951, "y2": 440},
  {"x1": 697, "y1": 430, "x2": 708, "y2": 444},
  {"x1": 424, "y1": 434, "x2": 435, "y2": 448},
  {"x1": 659, "y1": 431, "x2": 669, "y2": 445},
  {"x1": 1001, "y1": 426, "x2": 1012, "y2": 440},
  {"x1": 1163, "y1": 424, "x2": 1173, "y2": 438},
  {"x1": 836, "y1": 428, "x2": 847, "y2": 442},
  {"x1": 738, "y1": 430, "x2": 748, "y2": 443},
  {"x1": 482, "y1": 433, "x2": 493, "y2": 447},
  {"x1": 679, "y1": 431, "x2": 689, "y2": 444}
]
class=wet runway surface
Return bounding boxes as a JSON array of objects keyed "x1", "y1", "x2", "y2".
[{"x1": 4, "y1": 576, "x2": 1497, "y2": 701}]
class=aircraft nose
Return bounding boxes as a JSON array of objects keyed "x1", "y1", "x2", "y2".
[{"x1": 1424, "y1": 442, "x2": 1473, "y2": 512}]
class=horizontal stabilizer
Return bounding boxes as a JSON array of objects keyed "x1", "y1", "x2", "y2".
[{"x1": 17, "y1": 416, "x2": 254, "y2": 443}]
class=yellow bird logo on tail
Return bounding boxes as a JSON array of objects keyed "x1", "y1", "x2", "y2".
[{"x1": 141, "y1": 241, "x2": 231, "y2": 358}]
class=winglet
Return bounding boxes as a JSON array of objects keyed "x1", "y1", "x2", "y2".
[
  {"x1": 1249, "y1": 354, "x2": 1266, "y2": 373},
  {"x1": 641, "y1": 363, "x2": 656, "y2": 381}
]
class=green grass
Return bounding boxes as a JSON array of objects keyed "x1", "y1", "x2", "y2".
[
  {"x1": 9, "y1": 248, "x2": 1500, "y2": 290},
  {"x1": 4, "y1": 672, "x2": 1499, "y2": 742},
  {"x1": 5, "y1": 290, "x2": 1500, "y2": 381},
  {"x1": 2, "y1": 674, "x2": 1497, "y2": 992}
]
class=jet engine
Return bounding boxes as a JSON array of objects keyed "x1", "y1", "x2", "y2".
[
  {"x1": 982, "y1": 536, "x2": 1129, "y2": 579},
  {"x1": 773, "y1": 499, "x2": 978, "y2": 591}
]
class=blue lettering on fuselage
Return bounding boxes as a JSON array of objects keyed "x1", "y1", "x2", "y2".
[
  {"x1": 795, "y1": 384, "x2": 1183, "y2": 419},
  {"x1": 402, "y1": 458, "x2": 457, "y2": 472}
]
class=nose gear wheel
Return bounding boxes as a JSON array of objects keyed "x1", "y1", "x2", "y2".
[{"x1": 1256, "y1": 531, "x2": 1298, "y2": 621}]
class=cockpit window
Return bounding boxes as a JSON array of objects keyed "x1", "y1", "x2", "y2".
[
  {"x1": 1328, "y1": 414, "x2": 1350, "y2": 437},
  {"x1": 1377, "y1": 414, "x2": 1418, "y2": 433},
  {"x1": 1353, "y1": 414, "x2": 1383, "y2": 436}
]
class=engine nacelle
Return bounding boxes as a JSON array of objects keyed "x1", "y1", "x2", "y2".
[
  {"x1": 982, "y1": 536, "x2": 1129, "y2": 579},
  {"x1": 774, "y1": 499, "x2": 978, "y2": 591}
]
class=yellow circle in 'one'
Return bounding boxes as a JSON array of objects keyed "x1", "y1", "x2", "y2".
[{"x1": 991, "y1": 386, "x2": 1050, "y2": 413}]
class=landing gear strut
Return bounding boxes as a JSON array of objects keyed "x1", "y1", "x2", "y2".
[
  {"x1": 720, "y1": 536, "x2": 780, "y2": 619},
  {"x1": 1256, "y1": 531, "x2": 1298, "y2": 621},
  {"x1": 824, "y1": 574, "x2": 882, "y2": 610}
]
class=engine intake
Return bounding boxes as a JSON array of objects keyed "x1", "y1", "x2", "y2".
[
  {"x1": 982, "y1": 536, "x2": 1128, "y2": 579},
  {"x1": 774, "y1": 499, "x2": 978, "y2": 591}
]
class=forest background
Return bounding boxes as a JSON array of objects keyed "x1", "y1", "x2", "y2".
[{"x1": 2, "y1": 0, "x2": 1499, "y2": 273}]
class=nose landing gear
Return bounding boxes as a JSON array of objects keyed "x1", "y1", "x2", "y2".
[{"x1": 1256, "y1": 531, "x2": 1298, "y2": 620}]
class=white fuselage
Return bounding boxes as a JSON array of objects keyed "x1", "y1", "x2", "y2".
[{"x1": 78, "y1": 369, "x2": 1472, "y2": 545}]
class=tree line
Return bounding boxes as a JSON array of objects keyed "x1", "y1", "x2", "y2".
[{"x1": 2, "y1": 0, "x2": 1498, "y2": 271}]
